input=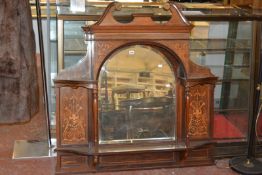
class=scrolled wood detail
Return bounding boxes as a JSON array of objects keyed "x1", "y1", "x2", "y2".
[
  {"x1": 94, "y1": 41, "x2": 126, "y2": 78},
  {"x1": 158, "y1": 40, "x2": 189, "y2": 59}
]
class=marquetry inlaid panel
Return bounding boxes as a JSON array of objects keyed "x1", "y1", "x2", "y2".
[
  {"x1": 187, "y1": 85, "x2": 210, "y2": 138},
  {"x1": 158, "y1": 40, "x2": 189, "y2": 62},
  {"x1": 94, "y1": 41, "x2": 126, "y2": 78},
  {"x1": 60, "y1": 87, "x2": 88, "y2": 145}
]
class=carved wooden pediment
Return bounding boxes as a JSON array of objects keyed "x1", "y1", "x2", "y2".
[{"x1": 83, "y1": 2, "x2": 192, "y2": 33}]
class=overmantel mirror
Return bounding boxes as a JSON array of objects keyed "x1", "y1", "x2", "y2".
[
  {"x1": 54, "y1": 2, "x2": 217, "y2": 174},
  {"x1": 99, "y1": 45, "x2": 176, "y2": 143}
]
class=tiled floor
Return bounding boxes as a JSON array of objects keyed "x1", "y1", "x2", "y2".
[{"x1": 0, "y1": 157, "x2": 240, "y2": 175}]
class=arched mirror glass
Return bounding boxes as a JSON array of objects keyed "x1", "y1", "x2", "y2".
[{"x1": 98, "y1": 45, "x2": 176, "y2": 144}]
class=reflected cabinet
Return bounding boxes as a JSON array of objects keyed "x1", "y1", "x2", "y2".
[{"x1": 54, "y1": 3, "x2": 217, "y2": 174}]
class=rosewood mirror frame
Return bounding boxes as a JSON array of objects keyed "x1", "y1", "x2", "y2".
[{"x1": 54, "y1": 2, "x2": 217, "y2": 174}]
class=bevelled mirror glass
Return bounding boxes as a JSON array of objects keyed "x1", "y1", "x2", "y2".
[{"x1": 98, "y1": 45, "x2": 176, "y2": 144}]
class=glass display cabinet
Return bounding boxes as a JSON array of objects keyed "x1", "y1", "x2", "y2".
[
  {"x1": 190, "y1": 20, "x2": 253, "y2": 138},
  {"x1": 54, "y1": 3, "x2": 218, "y2": 173}
]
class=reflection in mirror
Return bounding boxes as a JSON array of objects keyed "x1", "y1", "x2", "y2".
[{"x1": 98, "y1": 45, "x2": 176, "y2": 144}]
